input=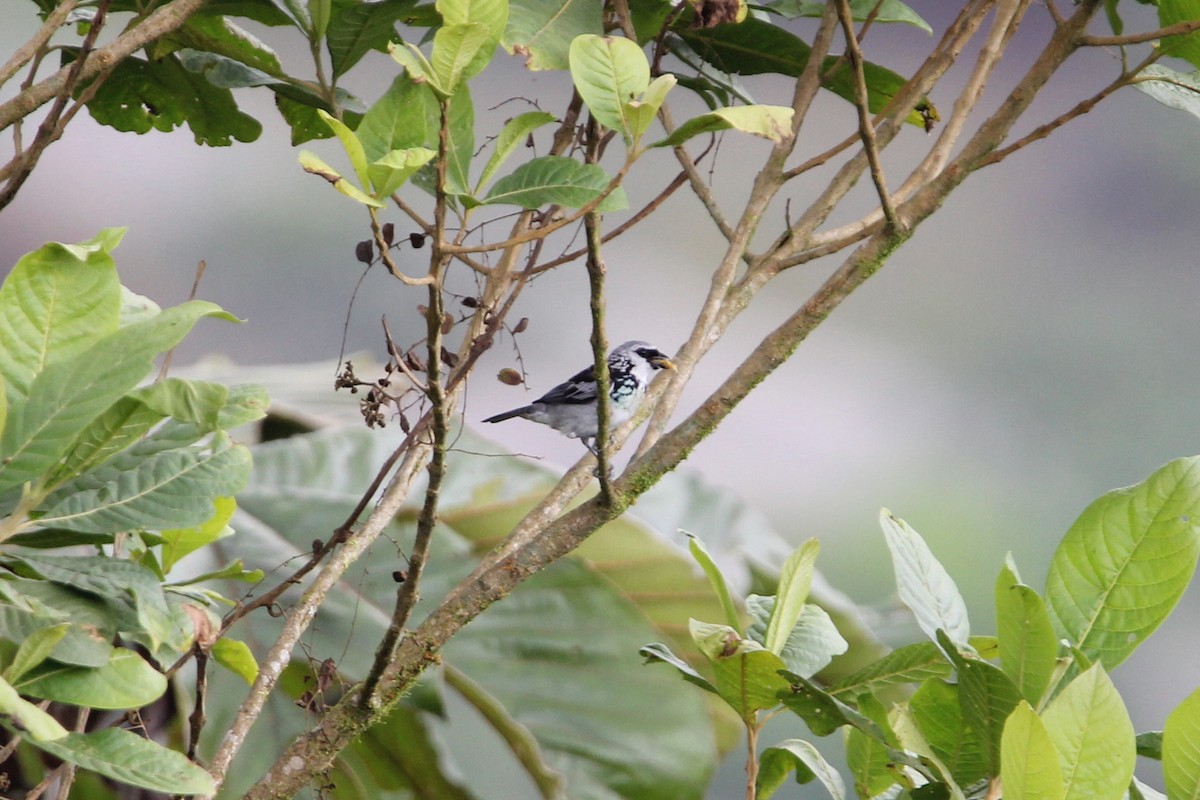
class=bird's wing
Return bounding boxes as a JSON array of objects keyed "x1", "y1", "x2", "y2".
[{"x1": 534, "y1": 365, "x2": 598, "y2": 405}]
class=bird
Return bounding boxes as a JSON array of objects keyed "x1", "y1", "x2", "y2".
[{"x1": 483, "y1": 340, "x2": 676, "y2": 454}]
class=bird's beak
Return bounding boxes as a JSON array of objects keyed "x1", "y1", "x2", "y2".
[{"x1": 651, "y1": 355, "x2": 677, "y2": 371}]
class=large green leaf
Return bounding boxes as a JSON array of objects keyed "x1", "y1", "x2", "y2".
[
  {"x1": 832, "y1": 641, "x2": 953, "y2": 698},
  {"x1": 16, "y1": 647, "x2": 167, "y2": 709},
  {"x1": 569, "y1": 34, "x2": 650, "y2": 143},
  {"x1": 996, "y1": 557, "x2": 1058, "y2": 706},
  {"x1": 357, "y1": 74, "x2": 439, "y2": 162},
  {"x1": 1045, "y1": 457, "x2": 1200, "y2": 669},
  {"x1": 37, "y1": 439, "x2": 250, "y2": 534},
  {"x1": 30, "y1": 727, "x2": 214, "y2": 794},
  {"x1": 747, "y1": 595, "x2": 847, "y2": 679},
  {"x1": 652, "y1": 104, "x2": 794, "y2": 147},
  {"x1": 1134, "y1": 64, "x2": 1200, "y2": 123},
  {"x1": 1040, "y1": 664, "x2": 1134, "y2": 800},
  {"x1": 1165, "y1": 687, "x2": 1200, "y2": 800},
  {"x1": 1159, "y1": 0, "x2": 1200, "y2": 70},
  {"x1": 772, "y1": 0, "x2": 931, "y2": 33},
  {"x1": 910, "y1": 677, "x2": 986, "y2": 787},
  {"x1": 328, "y1": 0, "x2": 419, "y2": 77},
  {"x1": 757, "y1": 738, "x2": 847, "y2": 800},
  {"x1": 0, "y1": 598, "x2": 112, "y2": 667},
  {"x1": 941, "y1": 631, "x2": 1021, "y2": 778},
  {"x1": 761, "y1": 538, "x2": 818, "y2": 655},
  {"x1": 170, "y1": 13, "x2": 284, "y2": 76},
  {"x1": 0, "y1": 301, "x2": 236, "y2": 496},
  {"x1": 0, "y1": 229, "x2": 124, "y2": 404},
  {"x1": 1001, "y1": 701, "x2": 1066, "y2": 800},
  {"x1": 0, "y1": 676, "x2": 68, "y2": 741},
  {"x1": 690, "y1": 619, "x2": 790, "y2": 719},
  {"x1": 475, "y1": 110, "x2": 558, "y2": 193},
  {"x1": 678, "y1": 18, "x2": 934, "y2": 127},
  {"x1": 482, "y1": 155, "x2": 628, "y2": 209},
  {"x1": 85, "y1": 52, "x2": 261, "y2": 145},
  {"x1": 880, "y1": 509, "x2": 971, "y2": 648},
  {"x1": 503, "y1": 0, "x2": 602, "y2": 70}
]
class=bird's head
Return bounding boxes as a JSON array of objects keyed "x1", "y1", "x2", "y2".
[{"x1": 613, "y1": 340, "x2": 676, "y2": 377}]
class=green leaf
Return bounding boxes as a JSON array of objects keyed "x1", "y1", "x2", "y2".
[
  {"x1": 764, "y1": 538, "x2": 819, "y2": 655},
  {"x1": 328, "y1": 0, "x2": 420, "y2": 77},
  {"x1": 1165, "y1": 687, "x2": 1200, "y2": 800},
  {"x1": 503, "y1": 0, "x2": 602, "y2": 70},
  {"x1": 639, "y1": 641, "x2": 718, "y2": 693},
  {"x1": 4, "y1": 622, "x2": 68, "y2": 683},
  {"x1": 161, "y1": 495, "x2": 238, "y2": 572},
  {"x1": 1159, "y1": 0, "x2": 1200, "y2": 70},
  {"x1": 941, "y1": 631, "x2": 1021, "y2": 778},
  {"x1": 1138, "y1": 730, "x2": 1164, "y2": 760},
  {"x1": 317, "y1": 108, "x2": 371, "y2": 189},
  {"x1": 437, "y1": 0, "x2": 508, "y2": 38},
  {"x1": 5, "y1": 554, "x2": 191, "y2": 656},
  {"x1": 444, "y1": 86, "x2": 476, "y2": 196},
  {"x1": 910, "y1": 677, "x2": 987, "y2": 786},
  {"x1": 298, "y1": 148, "x2": 384, "y2": 207},
  {"x1": 475, "y1": 110, "x2": 558, "y2": 193},
  {"x1": 1045, "y1": 457, "x2": 1200, "y2": 669},
  {"x1": 687, "y1": 532, "x2": 741, "y2": 630},
  {"x1": 37, "y1": 439, "x2": 252, "y2": 535},
  {"x1": 167, "y1": 557, "x2": 263, "y2": 586},
  {"x1": 0, "y1": 676, "x2": 68, "y2": 741},
  {"x1": 357, "y1": 74, "x2": 439, "y2": 162},
  {"x1": 652, "y1": 103, "x2": 793, "y2": 147},
  {"x1": 368, "y1": 146, "x2": 437, "y2": 198},
  {"x1": 212, "y1": 637, "x2": 259, "y2": 685},
  {"x1": 747, "y1": 595, "x2": 848, "y2": 678},
  {"x1": 832, "y1": 641, "x2": 952, "y2": 698},
  {"x1": 0, "y1": 229, "x2": 124, "y2": 403},
  {"x1": 758, "y1": 738, "x2": 847, "y2": 800},
  {"x1": 569, "y1": 34, "x2": 650, "y2": 143},
  {"x1": 86, "y1": 53, "x2": 261, "y2": 145},
  {"x1": 171, "y1": 14, "x2": 284, "y2": 76},
  {"x1": 845, "y1": 725, "x2": 896, "y2": 797},
  {"x1": 626, "y1": 73, "x2": 676, "y2": 140},
  {"x1": 0, "y1": 301, "x2": 236, "y2": 496},
  {"x1": 772, "y1": 0, "x2": 931, "y2": 33},
  {"x1": 132, "y1": 378, "x2": 229, "y2": 430},
  {"x1": 482, "y1": 155, "x2": 627, "y2": 210},
  {"x1": 0, "y1": 600, "x2": 112, "y2": 667},
  {"x1": 1041, "y1": 664, "x2": 1134, "y2": 800},
  {"x1": 16, "y1": 647, "x2": 167, "y2": 709},
  {"x1": 307, "y1": 0, "x2": 331, "y2": 37},
  {"x1": 678, "y1": 18, "x2": 935, "y2": 127},
  {"x1": 388, "y1": 40, "x2": 447, "y2": 96},
  {"x1": 777, "y1": 670, "x2": 886, "y2": 739},
  {"x1": 432, "y1": 22, "x2": 495, "y2": 95},
  {"x1": 47, "y1": 397, "x2": 165, "y2": 488},
  {"x1": 1001, "y1": 701, "x2": 1066, "y2": 800},
  {"x1": 30, "y1": 727, "x2": 214, "y2": 794},
  {"x1": 690, "y1": 619, "x2": 789, "y2": 719},
  {"x1": 1133, "y1": 64, "x2": 1200, "y2": 123},
  {"x1": 881, "y1": 509, "x2": 971, "y2": 648},
  {"x1": 996, "y1": 556, "x2": 1058, "y2": 706}
]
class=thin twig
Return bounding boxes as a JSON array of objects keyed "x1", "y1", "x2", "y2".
[
  {"x1": 0, "y1": 0, "x2": 79, "y2": 89},
  {"x1": 1082, "y1": 18, "x2": 1200, "y2": 46},
  {"x1": 835, "y1": 0, "x2": 901, "y2": 230},
  {"x1": 583, "y1": 117, "x2": 612, "y2": 501}
]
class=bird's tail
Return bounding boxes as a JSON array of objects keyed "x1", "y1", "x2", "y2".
[{"x1": 482, "y1": 406, "x2": 533, "y2": 424}]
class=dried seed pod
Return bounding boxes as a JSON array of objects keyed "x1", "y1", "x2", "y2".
[
  {"x1": 355, "y1": 240, "x2": 373, "y2": 264},
  {"x1": 409, "y1": 232, "x2": 426, "y2": 249},
  {"x1": 382, "y1": 222, "x2": 395, "y2": 246},
  {"x1": 513, "y1": 317, "x2": 529, "y2": 334},
  {"x1": 441, "y1": 346, "x2": 459, "y2": 368},
  {"x1": 498, "y1": 367, "x2": 522, "y2": 385},
  {"x1": 441, "y1": 312, "x2": 454, "y2": 334},
  {"x1": 461, "y1": 296, "x2": 478, "y2": 308},
  {"x1": 416, "y1": 304, "x2": 428, "y2": 316}
]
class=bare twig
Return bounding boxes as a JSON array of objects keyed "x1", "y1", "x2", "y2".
[
  {"x1": 834, "y1": 0, "x2": 901, "y2": 230},
  {"x1": 1082, "y1": 18, "x2": 1200, "y2": 46},
  {"x1": 0, "y1": 0, "x2": 79, "y2": 89}
]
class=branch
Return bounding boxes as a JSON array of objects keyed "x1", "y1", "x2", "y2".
[
  {"x1": 1081, "y1": 18, "x2": 1200, "y2": 47},
  {"x1": 0, "y1": 0, "x2": 79, "y2": 90},
  {"x1": 834, "y1": 0, "x2": 901, "y2": 230},
  {"x1": 0, "y1": 0, "x2": 210, "y2": 131}
]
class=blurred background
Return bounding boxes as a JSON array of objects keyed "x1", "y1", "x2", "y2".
[{"x1": 2, "y1": 0, "x2": 1199, "y2": 790}]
